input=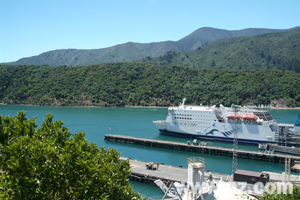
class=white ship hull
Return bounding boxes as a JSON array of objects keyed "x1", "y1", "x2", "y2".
[
  {"x1": 154, "y1": 120, "x2": 275, "y2": 144},
  {"x1": 153, "y1": 99, "x2": 284, "y2": 144}
]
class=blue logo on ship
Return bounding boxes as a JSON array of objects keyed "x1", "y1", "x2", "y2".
[
  {"x1": 205, "y1": 129, "x2": 219, "y2": 135},
  {"x1": 205, "y1": 128, "x2": 234, "y2": 137}
]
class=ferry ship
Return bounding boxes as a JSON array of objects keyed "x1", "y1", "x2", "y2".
[{"x1": 153, "y1": 98, "x2": 297, "y2": 144}]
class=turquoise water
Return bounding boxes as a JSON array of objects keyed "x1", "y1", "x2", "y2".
[{"x1": 0, "y1": 105, "x2": 299, "y2": 199}]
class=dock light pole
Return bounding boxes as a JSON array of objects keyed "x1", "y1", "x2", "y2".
[{"x1": 231, "y1": 104, "x2": 241, "y2": 175}]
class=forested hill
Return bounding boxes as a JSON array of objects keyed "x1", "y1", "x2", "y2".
[
  {"x1": 3, "y1": 27, "x2": 287, "y2": 67},
  {"x1": 141, "y1": 27, "x2": 300, "y2": 72},
  {"x1": 1, "y1": 63, "x2": 299, "y2": 107}
]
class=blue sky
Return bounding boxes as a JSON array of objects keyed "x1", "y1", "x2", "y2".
[{"x1": 0, "y1": 0, "x2": 299, "y2": 63}]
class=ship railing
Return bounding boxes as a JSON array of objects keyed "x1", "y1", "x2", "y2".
[{"x1": 187, "y1": 157, "x2": 205, "y2": 165}]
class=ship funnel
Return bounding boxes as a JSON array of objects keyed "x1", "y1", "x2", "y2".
[{"x1": 187, "y1": 157, "x2": 205, "y2": 198}]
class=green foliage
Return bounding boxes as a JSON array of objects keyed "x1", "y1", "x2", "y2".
[
  {"x1": 143, "y1": 27, "x2": 300, "y2": 73},
  {"x1": 0, "y1": 63, "x2": 300, "y2": 107},
  {"x1": 261, "y1": 185, "x2": 300, "y2": 200},
  {"x1": 0, "y1": 111, "x2": 143, "y2": 200}
]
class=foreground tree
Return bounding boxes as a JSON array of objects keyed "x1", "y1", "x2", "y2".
[
  {"x1": 0, "y1": 111, "x2": 144, "y2": 200},
  {"x1": 260, "y1": 185, "x2": 300, "y2": 200}
]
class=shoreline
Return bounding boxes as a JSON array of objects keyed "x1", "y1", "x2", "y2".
[
  {"x1": 0, "y1": 103, "x2": 168, "y2": 109},
  {"x1": 0, "y1": 102, "x2": 300, "y2": 110}
]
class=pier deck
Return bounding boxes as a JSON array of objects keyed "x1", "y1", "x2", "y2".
[
  {"x1": 127, "y1": 158, "x2": 230, "y2": 185},
  {"x1": 268, "y1": 144, "x2": 300, "y2": 155},
  {"x1": 105, "y1": 134, "x2": 300, "y2": 164},
  {"x1": 125, "y1": 158, "x2": 300, "y2": 185}
]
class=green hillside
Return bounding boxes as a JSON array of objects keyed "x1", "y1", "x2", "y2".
[
  {"x1": 142, "y1": 27, "x2": 300, "y2": 72},
  {"x1": 1, "y1": 63, "x2": 299, "y2": 107},
  {"x1": 7, "y1": 42, "x2": 180, "y2": 67},
  {"x1": 4, "y1": 27, "x2": 286, "y2": 67},
  {"x1": 176, "y1": 27, "x2": 285, "y2": 52}
]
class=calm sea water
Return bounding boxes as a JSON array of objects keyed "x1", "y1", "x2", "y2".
[{"x1": 0, "y1": 105, "x2": 299, "y2": 199}]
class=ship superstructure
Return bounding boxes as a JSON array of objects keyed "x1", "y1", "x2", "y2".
[{"x1": 153, "y1": 98, "x2": 296, "y2": 144}]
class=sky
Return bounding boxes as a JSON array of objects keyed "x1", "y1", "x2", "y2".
[{"x1": 0, "y1": 0, "x2": 299, "y2": 63}]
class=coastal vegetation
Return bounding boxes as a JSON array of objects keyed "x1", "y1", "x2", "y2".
[
  {"x1": 261, "y1": 185, "x2": 300, "y2": 200},
  {"x1": 0, "y1": 63, "x2": 299, "y2": 107},
  {"x1": 0, "y1": 111, "x2": 144, "y2": 199}
]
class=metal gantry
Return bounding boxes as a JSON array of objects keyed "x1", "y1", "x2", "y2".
[{"x1": 232, "y1": 104, "x2": 241, "y2": 175}]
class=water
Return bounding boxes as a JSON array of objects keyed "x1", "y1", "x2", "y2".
[{"x1": 0, "y1": 105, "x2": 299, "y2": 199}]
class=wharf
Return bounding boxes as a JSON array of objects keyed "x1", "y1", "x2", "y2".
[
  {"x1": 126, "y1": 158, "x2": 229, "y2": 185},
  {"x1": 124, "y1": 158, "x2": 300, "y2": 185},
  {"x1": 263, "y1": 171, "x2": 300, "y2": 183},
  {"x1": 105, "y1": 134, "x2": 300, "y2": 164},
  {"x1": 267, "y1": 144, "x2": 300, "y2": 155}
]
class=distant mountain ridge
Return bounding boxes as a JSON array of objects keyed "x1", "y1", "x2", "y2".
[
  {"x1": 141, "y1": 27, "x2": 300, "y2": 72},
  {"x1": 3, "y1": 27, "x2": 289, "y2": 67},
  {"x1": 175, "y1": 27, "x2": 286, "y2": 52}
]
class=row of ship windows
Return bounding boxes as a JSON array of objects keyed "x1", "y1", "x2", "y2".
[
  {"x1": 171, "y1": 111, "x2": 211, "y2": 115},
  {"x1": 175, "y1": 117, "x2": 192, "y2": 120},
  {"x1": 182, "y1": 127, "x2": 210, "y2": 130},
  {"x1": 173, "y1": 121, "x2": 211, "y2": 126},
  {"x1": 174, "y1": 114, "x2": 193, "y2": 117},
  {"x1": 173, "y1": 110, "x2": 208, "y2": 113},
  {"x1": 172, "y1": 113, "x2": 213, "y2": 117},
  {"x1": 174, "y1": 117, "x2": 210, "y2": 121}
]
